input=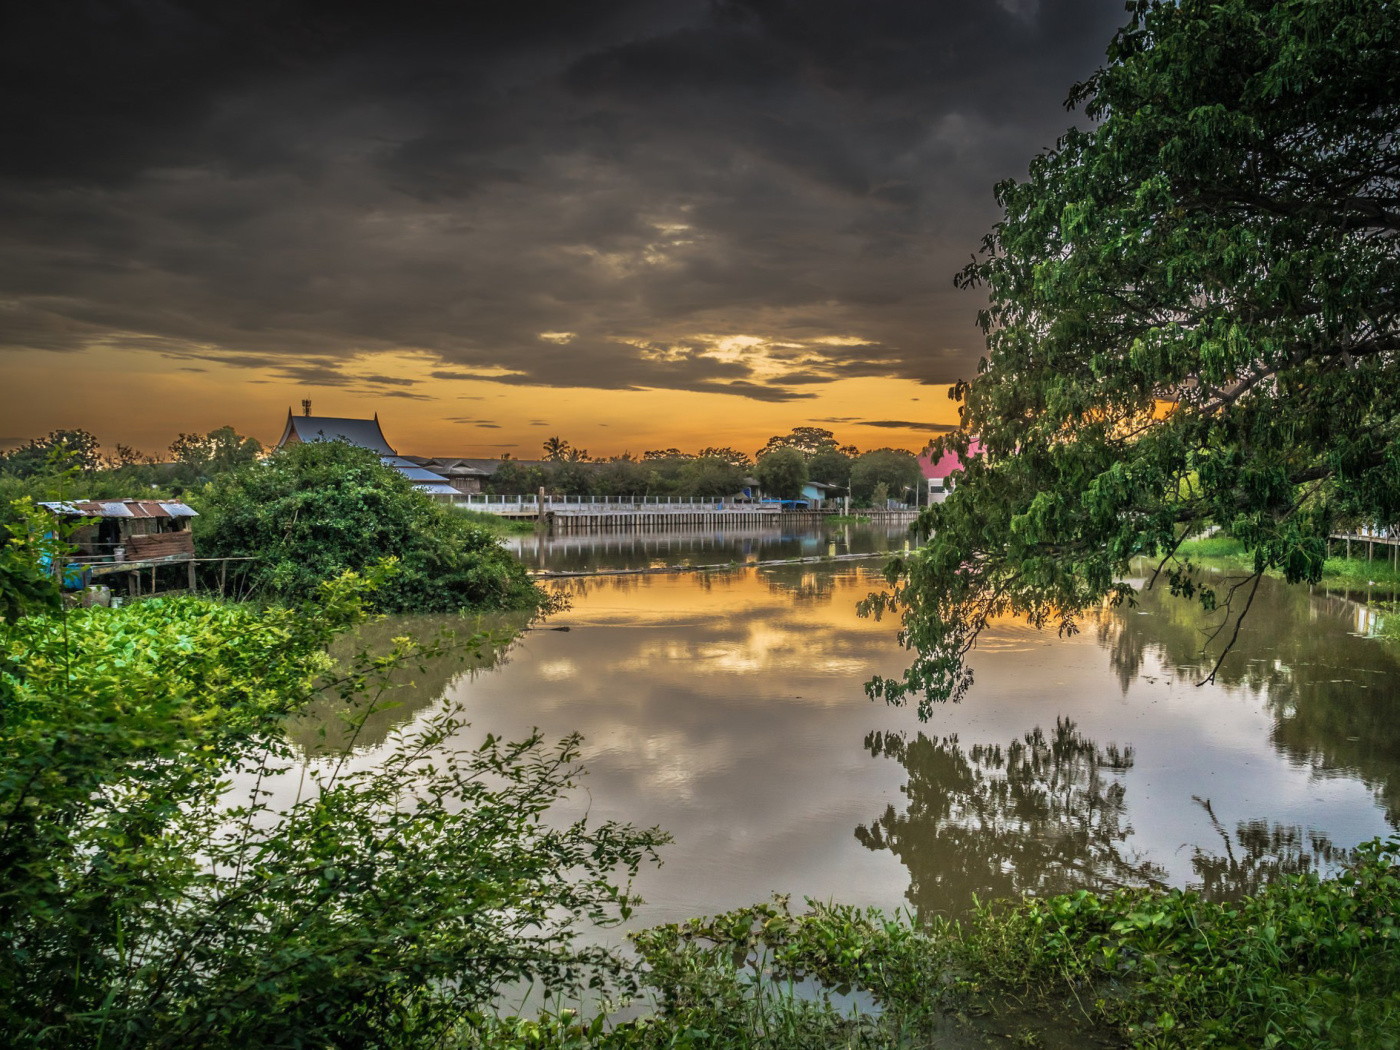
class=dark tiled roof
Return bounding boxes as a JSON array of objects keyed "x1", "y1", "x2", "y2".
[{"x1": 279, "y1": 412, "x2": 396, "y2": 455}]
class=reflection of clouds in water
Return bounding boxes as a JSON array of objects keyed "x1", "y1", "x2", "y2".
[
  {"x1": 536, "y1": 658, "x2": 579, "y2": 681},
  {"x1": 290, "y1": 543, "x2": 1399, "y2": 931}
]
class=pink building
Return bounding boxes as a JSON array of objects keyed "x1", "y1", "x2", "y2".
[{"x1": 917, "y1": 438, "x2": 982, "y2": 503}]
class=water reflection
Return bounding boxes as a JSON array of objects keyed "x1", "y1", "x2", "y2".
[
  {"x1": 1101, "y1": 574, "x2": 1400, "y2": 823},
  {"x1": 1188, "y1": 797, "x2": 1351, "y2": 901},
  {"x1": 285, "y1": 610, "x2": 533, "y2": 753},
  {"x1": 507, "y1": 521, "x2": 910, "y2": 573},
  {"x1": 856, "y1": 720, "x2": 1165, "y2": 916},
  {"x1": 277, "y1": 524, "x2": 1400, "y2": 928}
]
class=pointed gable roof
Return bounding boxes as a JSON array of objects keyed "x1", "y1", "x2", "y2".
[{"x1": 278, "y1": 409, "x2": 396, "y2": 456}]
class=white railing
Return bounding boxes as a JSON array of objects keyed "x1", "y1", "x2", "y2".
[{"x1": 452, "y1": 495, "x2": 785, "y2": 515}]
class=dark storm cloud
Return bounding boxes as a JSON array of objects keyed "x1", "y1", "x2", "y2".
[{"x1": 0, "y1": 0, "x2": 1128, "y2": 398}]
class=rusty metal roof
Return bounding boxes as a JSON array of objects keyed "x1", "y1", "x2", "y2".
[{"x1": 40, "y1": 499, "x2": 199, "y2": 519}]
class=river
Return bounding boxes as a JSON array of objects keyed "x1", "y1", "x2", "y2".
[{"x1": 289, "y1": 521, "x2": 1399, "y2": 927}]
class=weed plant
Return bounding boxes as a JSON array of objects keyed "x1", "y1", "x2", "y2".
[{"x1": 455, "y1": 842, "x2": 1400, "y2": 1049}]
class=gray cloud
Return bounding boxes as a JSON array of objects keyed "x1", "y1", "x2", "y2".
[
  {"x1": 0, "y1": 1, "x2": 1127, "y2": 398},
  {"x1": 858, "y1": 420, "x2": 959, "y2": 431}
]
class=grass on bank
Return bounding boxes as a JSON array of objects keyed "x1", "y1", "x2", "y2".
[
  {"x1": 459, "y1": 838, "x2": 1400, "y2": 1048},
  {"x1": 1174, "y1": 534, "x2": 1400, "y2": 592},
  {"x1": 451, "y1": 505, "x2": 541, "y2": 535},
  {"x1": 823, "y1": 514, "x2": 872, "y2": 525}
]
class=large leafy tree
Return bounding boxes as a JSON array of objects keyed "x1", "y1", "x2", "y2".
[
  {"x1": 870, "y1": 0, "x2": 1400, "y2": 712},
  {"x1": 0, "y1": 429, "x2": 103, "y2": 477},
  {"x1": 168, "y1": 425, "x2": 262, "y2": 479},
  {"x1": 755, "y1": 447, "x2": 809, "y2": 499},
  {"x1": 756, "y1": 426, "x2": 852, "y2": 460},
  {"x1": 194, "y1": 441, "x2": 544, "y2": 613},
  {"x1": 849, "y1": 450, "x2": 921, "y2": 505}
]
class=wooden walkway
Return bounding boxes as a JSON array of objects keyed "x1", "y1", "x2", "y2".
[{"x1": 1330, "y1": 532, "x2": 1400, "y2": 566}]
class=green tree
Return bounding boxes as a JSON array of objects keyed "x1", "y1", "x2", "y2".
[
  {"x1": 0, "y1": 429, "x2": 103, "y2": 477},
  {"x1": 677, "y1": 457, "x2": 746, "y2": 498},
  {"x1": 594, "y1": 456, "x2": 651, "y2": 497},
  {"x1": 193, "y1": 441, "x2": 544, "y2": 613},
  {"x1": 547, "y1": 458, "x2": 594, "y2": 496},
  {"x1": 169, "y1": 425, "x2": 263, "y2": 479},
  {"x1": 755, "y1": 448, "x2": 808, "y2": 500},
  {"x1": 755, "y1": 426, "x2": 840, "y2": 460},
  {"x1": 869, "y1": 0, "x2": 1400, "y2": 710},
  {"x1": 487, "y1": 458, "x2": 546, "y2": 495},
  {"x1": 849, "y1": 450, "x2": 920, "y2": 505},
  {"x1": 0, "y1": 500, "x2": 62, "y2": 624},
  {"x1": 541, "y1": 435, "x2": 573, "y2": 461},
  {"x1": 807, "y1": 447, "x2": 853, "y2": 491},
  {"x1": 696, "y1": 446, "x2": 753, "y2": 469}
]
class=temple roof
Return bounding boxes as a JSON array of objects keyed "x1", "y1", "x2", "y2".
[{"x1": 278, "y1": 411, "x2": 396, "y2": 455}]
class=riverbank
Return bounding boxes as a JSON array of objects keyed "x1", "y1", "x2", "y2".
[{"x1": 1175, "y1": 534, "x2": 1400, "y2": 593}]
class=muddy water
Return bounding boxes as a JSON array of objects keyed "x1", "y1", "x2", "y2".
[{"x1": 290, "y1": 523, "x2": 1400, "y2": 926}]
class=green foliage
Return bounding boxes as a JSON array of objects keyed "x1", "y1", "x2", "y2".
[
  {"x1": 871, "y1": 0, "x2": 1400, "y2": 707},
  {"x1": 755, "y1": 427, "x2": 855, "y2": 461},
  {"x1": 0, "y1": 569, "x2": 667, "y2": 1047},
  {"x1": 0, "y1": 429, "x2": 103, "y2": 477},
  {"x1": 755, "y1": 448, "x2": 808, "y2": 500},
  {"x1": 547, "y1": 459, "x2": 595, "y2": 496},
  {"x1": 168, "y1": 425, "x2": 262, "y2": 483},
  {"x1": 460, "y1": 841, "x2": 1400, "y2": 1049},
  {"x1": 451, "y1": 506, "x2": 539, "y2": 536},
  {"x1": 194, "y1": 440, "x2": 546, "y2": 613},
  {"x1": 959, "y1": 838, "x2": 1400, "y2": 1049},
  {"x1": 676, "y1": 457, "x2": 747, "y2": 498},
  {"x1": 807, "y1": 447, "x2": 852, "y2": 490},
  {"x1": 592, "y1": 457, "x2": 651, "y2": 497},
  {"x1": 489, "y1": 458, "x2": 547, "y2": 495},
  {"x1": 0, "y1": 500, "x2": 62, "y2": 624},
  {"x1": 848, "y1": 450, "x2": 919, "y2": 505}
]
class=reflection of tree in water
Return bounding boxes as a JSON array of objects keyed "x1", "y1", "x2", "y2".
[
  {"x1": 1098, "y1": 576, "x2": 1400, "y2": 825},
  {"x1": 285, "y1": 610, "x2": 534, "y2": 754},
  {"x1": 759, "y1": 564, "x2": 886, "y2": 605},
  {"x1": 856, "y1": 719, "x2": 1165, "y2": 917},
  {"x1": 1189, "y1": 797, "x2": 1351, "y2": 901}
]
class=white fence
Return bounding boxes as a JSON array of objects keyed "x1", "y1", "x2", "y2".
[{"x1": 454, "y1": 494, "x2": 785, "y2": 516}]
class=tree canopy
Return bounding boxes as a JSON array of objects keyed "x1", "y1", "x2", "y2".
[
  {"x1": 194, "y1": 441, "x2": 544, "y2": 613},
  {"x1": 0, "y1": 429, "x2": 103, "y2": 476},
  {"x1": 850, "y1": 450, "x2": 920, "y2": 505},
  {"x1": 755, "y1": 447, "x2": 808, "y2": 499},
  {"x1": 869, "y1": 0, "x2": 1400, "y2": 712},
  {"x1": 756, "y1": 426, "x2": 855, "y2": 460}
]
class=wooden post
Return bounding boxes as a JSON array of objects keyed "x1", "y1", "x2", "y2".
[
  {"x1": 187, "y1": 559, "x2": 196, "y2": 593},
  {"x1": 219, "y1": 560, "x2": 228, "y2": 598}
]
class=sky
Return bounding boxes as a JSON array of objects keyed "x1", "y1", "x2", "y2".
[{"x1": 1, "y1": 0, "x2": 1128, "y2": 460}]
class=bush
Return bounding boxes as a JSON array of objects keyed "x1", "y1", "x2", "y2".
[
  {"x1": 193, "y1": 440, "x2": 545, "y2": 613},
  {"x1": 0, "y1": 568, "x2": 667, "y2": 1047}
]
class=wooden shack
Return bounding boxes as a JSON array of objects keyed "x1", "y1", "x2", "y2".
[{"x1": 40, "y1": 499, "x2": 199, "y2": 596}]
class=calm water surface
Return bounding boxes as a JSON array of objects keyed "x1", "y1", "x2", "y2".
[{"x1": 292, "y1": 523, "x2": 1400, "y2": 929}]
